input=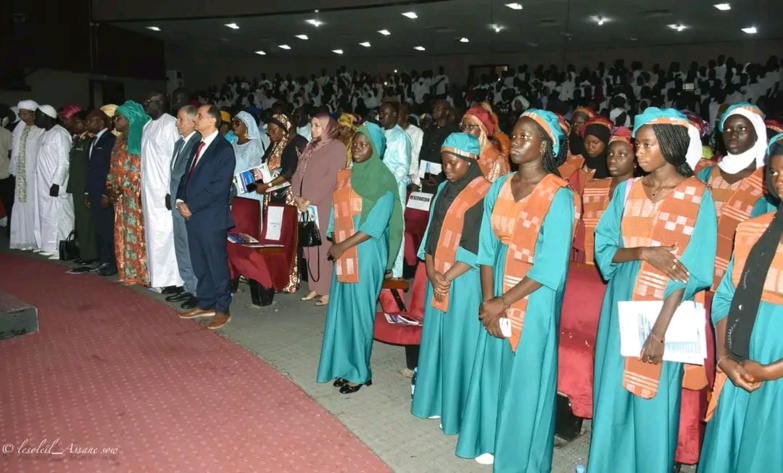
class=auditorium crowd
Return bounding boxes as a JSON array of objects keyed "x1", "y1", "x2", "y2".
[{"x1": 1, "y1": 53, "x2": 783, "y2": 472}]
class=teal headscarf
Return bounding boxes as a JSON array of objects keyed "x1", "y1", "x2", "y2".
[
  {"x1": 521, "y1": 109, "x2": 565, "y2": 158},
  {"x1": 632, "y1": 107, "x2": 689, "y2": 137},
  {"x1": 116, "y1": 101, "x2": 150, "y2": 155},
  {"x1": 351, "y1": 122, "x2": 403, "y2": 272},
  {"x1": 441, "y1": 132, "x2": 481, "y2": 159}
]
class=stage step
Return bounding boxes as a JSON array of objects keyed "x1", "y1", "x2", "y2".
[{"x1": 0, "y1": 291, "x2": 39, "y2": 340}]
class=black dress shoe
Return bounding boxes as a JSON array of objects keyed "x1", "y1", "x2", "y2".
[
  {"x1": 180, "y1": 296, "x2": 198, "y2": 310},
  {"x1": 161, "y1": 286, "x2": 183, "y2": 295},
  {"x1": 339, "y1": 380, "x2": 372, "y2": 394},
  {"x1": 98, "y1": 267, "x2": 118, "y2": 277},
  {"x1": 166, "y1": 292, "x2": 192, "y2": 302},
  {"x1": 333, "y1": 378, "x2": 348, "y2": 388}
]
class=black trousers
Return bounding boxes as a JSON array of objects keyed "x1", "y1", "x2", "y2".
[
  {"x1": 89, "y1": 195, "x2": 116, "y2": 270},
  {"x1": 187, "y1": 225, "x2": 231, "y2": 313},
  {"x1": 0, "y1": 176, "x2": 14, "y2": 235}
]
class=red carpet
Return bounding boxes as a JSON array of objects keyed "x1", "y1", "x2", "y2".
[{"x1": 0, "y1": 253, "x2": 391, "y2": 472}]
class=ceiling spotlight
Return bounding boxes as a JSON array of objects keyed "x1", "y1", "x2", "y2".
[
  {"x1": 713, "y1": 3, "x2": 731, "y2": 10},
  {"x1": 527, "y1": 41, "x2": 539, "y2": 47},
  {"x1": 224, "y1": 23, "x2": 240, "y2": 29},
  {"x1": 295, "y1": 34, "x2": 309, "y2": 40},
  {"x1": 359, "y1": 41, "x2": 371, "y2": 47},
  {"x1": 459, "y1": 37, "x2": 469, "y2": 43},
  {"x1": 394, "y1": 69, "x2": 398, "y2": 73},
  {"x1": 332, "y1": 49, "x2": 344, "y2": 55},
  {"x1": 305, "y1": 19, "x2": 323, "y2": 27},
  {"x1": 505, "y1": 3, "x2": 523, "y2": 10},
  {"x1": 668, "y1": 24, "x2": 687, "y2": 32},
  {"x1": 741, "y1": 26, "x2": 758, "y2": 34},
  {"x1": 402, "y1": 12, "x2": 418, "y2": 19},
  {"x1": 278, "y1": 44, "x2": 291, "y2": 50},
  {"x1": 597, "y1": 16, "x2": 606, "y2": 26},
  {"x1": 629, "y1": 37, "x2": 638, "y2": 41},
  {"x1": 490, "y1": 24, "x2": 504, "y2": 33},
  {"x1": 146, "y1": 26, "x2": 161, "y2": 31},
  {"x1": 255, "y1": 50, "x2": 266, "y2": 55},
  {"x1": 414, "y1": 46, "x2": 426, "y2": 51},
  {"x1": 378, "y1": 29, "x2": 391, "y2": 36}
]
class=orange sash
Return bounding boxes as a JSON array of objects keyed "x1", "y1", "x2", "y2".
[
  {"x1": 708, "y1": 166, "x2": 765, "y2": 290},
  {"x1": 707, "y1": 212, "x2": 783, "y2": 420},
  {"x1": 478, "y1": 145, "x2": 511, "y2": 183},
  {"x1": 493, "y1": 174, "x2": 580, "y2": 352},
  {"x1": 582, "y1": 178, "x2": 614, "y2": 265},
  {"x1": 332, "y1": 168, "x2": 363, "y2": 283},
  {"x1": 431, "y1": 177, "x2": 492, "y2": 311},
  {"x1": 694, "y1": 159, "x2": 715, "y2": 174},
  {"x1": 621, "y1": 177, "x2": 707, "y2": 399}
]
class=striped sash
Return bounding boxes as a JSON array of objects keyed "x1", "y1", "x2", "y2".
[
  {"x1": 431, "y1": 177, "x2": 492, "y2": 312},
  {"x1": 332, "y1": 169, "x2": 363, "y2": 283},
  {"x1": 709, "y1": 166, "x2": 765, "y2": 290},
  {"x1": 582, "y1": 178, "x2": 614, "y2": 265},
  {"x1": 621, "y1": 177, "x2": 707, "y2": 399},
  {"x1": 494, "y1": 174, "x2": 581, "y2": 352}
]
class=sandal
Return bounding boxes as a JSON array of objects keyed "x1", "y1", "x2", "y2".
[
  {"x1": 315, "y1": 296, "x2": 329, "y2": 307},
  {"x1": 300, "y1": 291, "x2": 318, "y2": 301}
]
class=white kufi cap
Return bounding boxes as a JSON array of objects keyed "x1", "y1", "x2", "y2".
[
  {"x1": 38, "y1": 104, "x2": 58, "y2": 119},
  {"x1": 17, "y1": 100, "x2": 39, "y2": 111}
]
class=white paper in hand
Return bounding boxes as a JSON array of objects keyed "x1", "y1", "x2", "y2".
[{"x1": 617, "y1": 300, "x2": 707, "y2": 365}]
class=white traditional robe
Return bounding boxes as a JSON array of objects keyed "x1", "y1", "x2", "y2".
[
  {"x1": 35, "y1": 125, "x2": 74, "y2": 254},
  {"x1": 141, "y1": 114, "x2": 183, "y2": 288},
  {"x1": 383, "y1": 125, "x2": 412, "y2": 278},
  {"x1": 9, "y1": 122, "x2": 44, "y2": 250}
]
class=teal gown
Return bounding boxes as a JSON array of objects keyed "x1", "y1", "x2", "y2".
[
  {"x1": 411, "y1": 182, "x2": 484, "y2": 435},
  {"x1": 699, "y1": 253, "x2": 783, "y2": 473},
  {"x1": 588, "y1": 180, "x2": 717, "y2": 473},
  {"x1": 316, "y1": 191, "x2": 395, "y2": 385},
  {"x1": 455, "y1": 174, "x2": 576, "y2": 473}
]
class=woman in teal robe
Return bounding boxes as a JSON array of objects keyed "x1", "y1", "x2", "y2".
[
  {"x1": 455, "y1": 109, "x2": 576, "y2": 472},
  {"x1": 411, "y1": 132, "x2": 487, "y2": 435},
  {"x1": 588, "y1": 108, "x2": 717, "y2": 473},
  {"x1": 698, "y1": 134, "x2": 783, "y2": 473},
  {"x1": 316, "y1": 122, "x2": 404, "y2": 393}
]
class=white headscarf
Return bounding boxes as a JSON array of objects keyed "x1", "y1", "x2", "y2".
[
  {"x1": 234, "y1": 111, "x2": 261, "y2": 140},
  {"x1": 718, "y1": 105, "x2": 767, "y2": 174},
  {"x1": 17, "y1": 100, "x2": 38, "y2": 112},
  {"x1": 685, "y1": 123, "x2": 703, "y2": 171}
]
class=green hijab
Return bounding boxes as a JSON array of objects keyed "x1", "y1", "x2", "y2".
[
  {"x1": 351, "y1": 123, "x2": 404, "y2": 272},
  {"x1": 116, "y1": 100, "x2": 151, "y2": 156}
]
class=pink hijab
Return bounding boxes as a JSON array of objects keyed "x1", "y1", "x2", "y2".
[{"x1": 301, "y1": 113, "x2": 340, "y2": 160}]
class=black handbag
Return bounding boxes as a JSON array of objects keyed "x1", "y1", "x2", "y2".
[
  {"x1": 298, "y1": 211, "x2": 322, "y2": 248},
  {"x1": 59, "y1": 231, "x2": 79, "y2": 261}
]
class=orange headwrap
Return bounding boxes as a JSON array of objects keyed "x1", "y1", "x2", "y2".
[
  {"x1": 580, "y1": 116, "x2": 613, "y2": 138},
  {"x1": 609, "y1": 126, "x2": 634, "y2": 148}
]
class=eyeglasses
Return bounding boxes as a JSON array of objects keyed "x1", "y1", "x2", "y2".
[{"x1": 460, "y1": 123, "x2": 480, "y2": 131}]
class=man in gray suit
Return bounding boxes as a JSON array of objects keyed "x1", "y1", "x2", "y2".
[{"x1": 165, "y1": 105, "x2": 201, "y2": 309}]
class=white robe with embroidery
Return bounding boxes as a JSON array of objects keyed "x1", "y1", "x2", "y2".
[
  {"x1": 9, "y1": 122, "x2": 44, "y2": 250},
  {"x1": 35, "y1": 125, "x2": 74, "y2": 253},
  {"x1": 141, "y1": 114, "x2": 183, "y2": 288}
]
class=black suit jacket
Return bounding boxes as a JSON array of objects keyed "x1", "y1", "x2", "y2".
[
  {"x1": 176, "y1": 132, "x2": 236, "y2": 230},
  {"x1": 85, "y1": 131, "x2": 117, "y2": 197}
]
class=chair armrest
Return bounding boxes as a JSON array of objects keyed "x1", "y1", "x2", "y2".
[{"x1": 383, "y1": 279, "x2": 410, "y2": 292}]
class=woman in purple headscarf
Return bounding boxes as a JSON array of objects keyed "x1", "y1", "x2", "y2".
[{"x1": 291, "y1": 113, "x2": 348, "y2": 306}]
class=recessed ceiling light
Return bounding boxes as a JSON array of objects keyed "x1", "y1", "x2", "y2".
[
  {"x1": 595, "y1": 16, "x2": 607, "y2": 26},
  {"x1": 490, "y1": 24, "x2": 504, "y2": 33},
  {"x1": 295, "y1": 34, "x2": 309, "y2": 40},
  {"x1": 332, "y1": 49, "x2": 344, "y2": 55},
  {"x1": 378, "y1": 29, "x2": 391, "y2": 36},
  {"x1": 278, "y1": 44, "x2": 291, "y2": 50},
  {"x1": 505, "y1": 3, "x2": 523, "y2": 10},
  {"x1": 414, "y1": 46, "x2": 426, "y2": 51},
  {"x1": 629, "y1": 37, "x2": 638, "y2": 41},
  {"x1": 459, "y1": 37, "x2": 469, "y2": 43},
  {"x1": 359, "y1": 41, "x2": 371, "y2": 47},
  {"x1": 146, "y1": 26, "x2": 161, "y2": 31},
  {"x1": 402, "y1": 12, "x2": 418, "y2": 19},
  {"x1": 224, "y1": 23, "x2": 240, "y2": 29},
  {"x1": 394, "y1": 69, "x2": 398, "y2": 73},
  {"x1": 667, "y1": 24, "x2": 687, "y2": 32},
  {"x1": 527, "y1": 41, "x2": 539, "y2": 47},
  {"x1": 713, "y1": 3, "x2": 731, "y2": 10},
  {"x1": 255, "y1": 50, "x2": 266, "y2": 55},
  {"x1": 742, "y1": 26, "x2": 758, "y2": 34},
  {"x1": 305, "y1": 19, "x2": 323, "y2": 27}
]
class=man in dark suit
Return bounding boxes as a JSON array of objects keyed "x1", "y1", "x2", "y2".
[
  {"x1": 84, "y1": 110, "x2": 117, "y2": 276},
  {"x1": 176, "y1": 104, "x2": 235, "y2": 330},
  {"x1": 165, "y1": 105, "x2": 201, "y2": 310}
]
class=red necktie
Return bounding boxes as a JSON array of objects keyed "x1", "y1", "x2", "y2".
[{"x1": 188, "y1": 141, "x2": 206, "y2": 181}]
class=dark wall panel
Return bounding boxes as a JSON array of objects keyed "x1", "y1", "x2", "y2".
[{"x1": 93, "y1": 24, "x2": 165, "y2": 80}]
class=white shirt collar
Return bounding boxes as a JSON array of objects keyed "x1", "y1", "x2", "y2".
[
  {"x1": 94, "y1": 128, "x2": 108, "y2": 141},
  {"x1": 182, "y1": 130, "x2": 197, "y2": 144},
  {"x1": 200, "y1": 130, "x2": 219, "y2": 148}
]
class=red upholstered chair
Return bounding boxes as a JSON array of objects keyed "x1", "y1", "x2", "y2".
[
  {"x1": 374, "y1": 261, "x2": 429, "y2": 370},
  {"x1": 227, "y1": 199, "x2": 298, "y2": 306}
]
